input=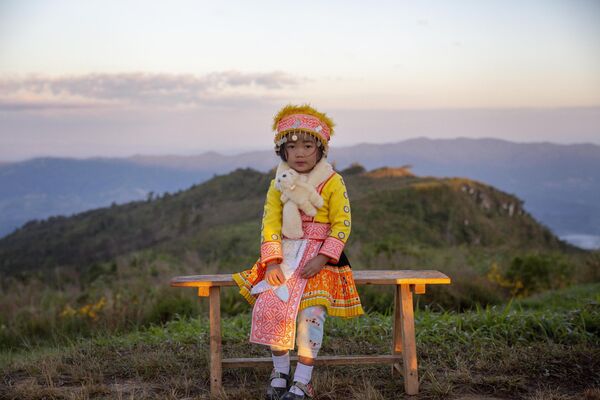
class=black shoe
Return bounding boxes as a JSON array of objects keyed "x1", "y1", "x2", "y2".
[
  {"x1": 265, "y1": 368, "x2": 292, "y2": 400},
  {"x1": 281, "y1": 381, "x2": 315, "y2": 399}
]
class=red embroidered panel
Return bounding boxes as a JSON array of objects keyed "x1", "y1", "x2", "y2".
[
  {"x1": 319, "y1": 237, "x2": 345, "y2": 263},
  {"x1": 300, "y1": 211, "x2": 313, "y2": 222},
  {"x1": 301, "y1": 222, "x2": 331, "y2": 240},
  {"x1": 276, "y1": 114, "x2": 331, "y2": 141},
  {"x1": 250, "y1": 239, "x2": 322, "y2": 349},
  {"x1": 260, "y1": 241, "x2": 282, "y2": 264}
]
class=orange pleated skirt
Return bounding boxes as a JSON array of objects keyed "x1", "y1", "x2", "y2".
[{"x1": 233, "y1": 253, "x2": 364, "y2": 318}]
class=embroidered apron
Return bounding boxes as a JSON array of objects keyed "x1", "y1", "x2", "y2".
[{"x1": 250, "y1": 222, "x2": 330, "y2": 349}]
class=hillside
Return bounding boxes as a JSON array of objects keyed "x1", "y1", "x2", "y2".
[
  {"x1": 0, "y1": 166, "x2": 577, "y2": 275},
  {"x1": 0, "y1": 157, "x2": 212, "y2": 238}
]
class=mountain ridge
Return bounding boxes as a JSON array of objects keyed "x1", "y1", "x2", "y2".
[
  {"x1": 0, "y1": 166, "x2": 578, "y2": 276},
  {"x1": 1, "y1": 138, "x2": 598, "y2": 246}
]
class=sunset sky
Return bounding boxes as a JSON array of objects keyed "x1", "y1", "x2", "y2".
[{"x1": 1, "y1": 0, "x2": 599, "y2": 161}]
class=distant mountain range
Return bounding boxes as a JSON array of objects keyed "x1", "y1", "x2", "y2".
[
  {"x1": 0, "y1": 166, "x2": 576, "y2": 275},
  {"x1": 1, "y1": 137, "x2": 598, "y2": 248}
]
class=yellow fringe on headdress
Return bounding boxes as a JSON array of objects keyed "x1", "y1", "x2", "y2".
[{"x1": 272, "y1": 103, "x2": 335, "y2": 136}]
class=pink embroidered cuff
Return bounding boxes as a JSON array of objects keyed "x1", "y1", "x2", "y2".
[
  {"x1": 260, "y1": 241, "x2": 283, "y2": 265},
  {"x1": 319, "y1": 237, "x2": 345, "y2": 264}
]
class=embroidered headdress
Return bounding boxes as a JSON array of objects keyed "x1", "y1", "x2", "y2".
[{"x1": 273, "y1": 104, "x2": 335, "y2": 156}]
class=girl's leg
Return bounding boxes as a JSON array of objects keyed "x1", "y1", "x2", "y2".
[
  {"x1": 297, "y1": 305, "x2": 327, "y2": 362},
  {"x1": 269, "y1": 346, "x2": 291, "y2": 390},
  {"x1": 289, "y1": 305, "x2": 326, "y2": 396}
]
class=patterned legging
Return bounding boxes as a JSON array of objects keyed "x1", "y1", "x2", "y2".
[{"x1": 270, "y1": 305, "x2": 327, "y2": 358}]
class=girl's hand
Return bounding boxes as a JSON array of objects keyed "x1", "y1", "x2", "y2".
[
  {"x1": 301, "y1": 254, "x2": 329, "y2": 279},
  {"x1": 265, "y1": 264, "x2": 285, "y2": 286}
]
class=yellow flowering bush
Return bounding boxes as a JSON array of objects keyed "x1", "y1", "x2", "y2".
[{"x1": 60, "y1": 297, "x2": 107, "y2": 321}]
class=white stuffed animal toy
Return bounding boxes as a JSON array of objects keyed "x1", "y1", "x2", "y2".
[{"x1": 275, "y1": 168, "x2": 324, "y2": 239}]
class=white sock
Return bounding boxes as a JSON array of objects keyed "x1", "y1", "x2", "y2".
[
  {"x1": 290, "y1": 362, "x2": 313, "y2": 395},
  {"x1": 271, "y1": 352, "x2": 290, "y2": 388}
]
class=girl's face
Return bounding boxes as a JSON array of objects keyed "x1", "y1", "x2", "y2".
[{"x1": 285, "y1": 136, "x2": 319, "y2": 173}]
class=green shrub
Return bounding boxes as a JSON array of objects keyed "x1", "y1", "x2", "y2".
[
  {"x1": 504, "y1": 254, "x2": 573, "y2": 297},
  {"x1": 146, "y1": 293, "x2": 199, "y2": 325},
  {"x1": 422, "y1": 276, "x2": 504, "y2": 312}
]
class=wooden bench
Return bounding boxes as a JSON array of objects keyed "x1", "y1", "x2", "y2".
[{"x1": 170, "y1": 270, "x2": 451, "y2": 396}]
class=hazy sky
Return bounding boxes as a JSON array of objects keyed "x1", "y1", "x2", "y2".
[{"x1": 1, "y1": 0, "x2": 599, "y2": 161}]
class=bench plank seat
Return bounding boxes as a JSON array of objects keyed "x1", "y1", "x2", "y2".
[{"x1": 170, "y1": 269, "x2": 451, "y2": 287}]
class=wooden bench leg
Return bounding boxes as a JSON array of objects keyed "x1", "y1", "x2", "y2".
[
  {"x1": 400, "y1": 284, "x2": 419, "y2": 395},
  {"x1": 392, "y1": 284, "x2": 402, "y2": 376},
  {"x1": 209, "y1": 286, "x2": 222, "y2": 396}
]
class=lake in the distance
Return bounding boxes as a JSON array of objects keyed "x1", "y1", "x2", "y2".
[{"x1": 560, "y1": 234, "x2": 600, "y2": 250}]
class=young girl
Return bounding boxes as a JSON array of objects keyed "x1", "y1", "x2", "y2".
[{"x1": 233, "y1": 104, "x2": 364, "y2": 399}]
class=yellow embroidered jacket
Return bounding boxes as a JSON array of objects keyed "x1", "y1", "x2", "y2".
[{"x1": 260, "y1": 172, "x2": 351, "y2": 265}]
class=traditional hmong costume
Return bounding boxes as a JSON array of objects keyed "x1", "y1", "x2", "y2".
[{"x1": 233, "y1": 105, "x2": 364, "y2": 350}]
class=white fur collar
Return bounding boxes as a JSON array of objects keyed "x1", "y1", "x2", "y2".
[{"x1": 276, "y1": 158, "x2": 334, "y2": 188}]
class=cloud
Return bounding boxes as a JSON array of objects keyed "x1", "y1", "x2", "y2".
[
  {"x1": 0, "y1": 71, "x2": 303, "y2": 111},
  {"x1": 0, "y1": 100, "x2": 101, "y2": 111}
]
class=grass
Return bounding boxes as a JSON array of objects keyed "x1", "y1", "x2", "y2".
[
  {"x1": 2, "y1": 246, "x2": 597, "y2": 353},
  {"x1": 1, "y1": 283, "x2": 599, "y2": 399}
]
